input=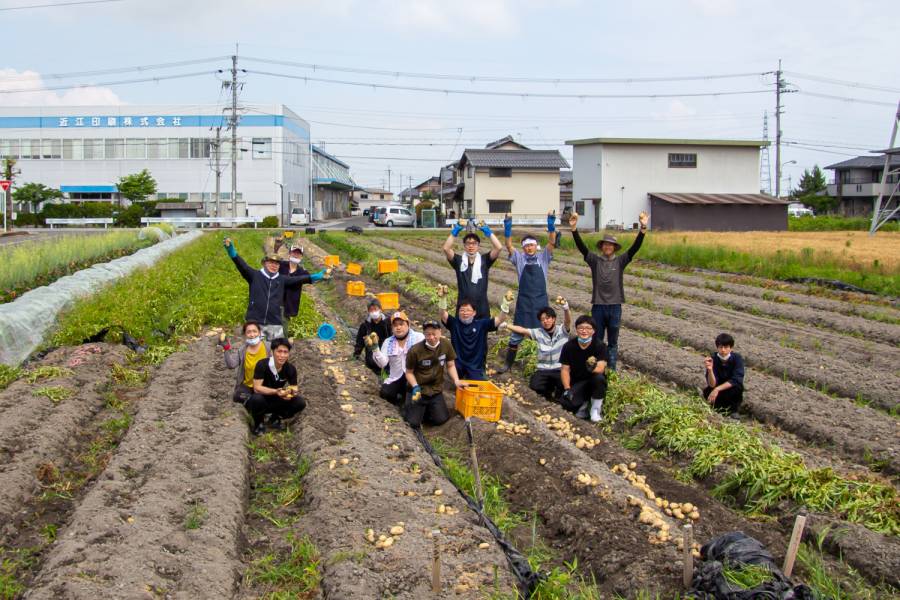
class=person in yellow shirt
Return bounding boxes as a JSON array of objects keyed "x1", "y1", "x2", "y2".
[{"x1": 222, "y1": 321, "x2": 271, "y2": 404}]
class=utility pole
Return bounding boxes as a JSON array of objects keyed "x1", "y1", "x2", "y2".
[
  {"x1": 760, "y1": 111, "x2": 772, "y2": 195},
  {"x1": 869, "y1": 100, "x2": 900, "y2": 235},
  {"x1": 386, "y1": 166, "x2": 392, "y2": 193},
  {"x1": 229, "y1": 52, "x2": 240, "y2": 217},
  {"x1": 774, "y1": 60, "x2": 795, "y2": 199},
  {"x1": 212, "y1": 127, "x2": 222, "y2": 218}
]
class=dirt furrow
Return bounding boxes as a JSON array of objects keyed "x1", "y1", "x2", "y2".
[
  {"x1": 373, "y1": 237, "x2": 900, "y2": 413},
  {"x1": 26, "y1": 338, "x2": 249, "y2": 600},
  {"x1": 0, "y1": 344, "x2": 127, "y2": 522},
  {"x1": 362, "y1": 236, "x2": 900, "y2": 477}
]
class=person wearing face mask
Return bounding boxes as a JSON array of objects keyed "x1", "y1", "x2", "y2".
[
  {"x1": 442, "y1": 218, "x2": 503, "y2": 320},
  {"x1": 569, "y1": 211, "x2": 649, "y2": 372},
  {"x1": 353, "y1": 298, "x2": 392, "y2": 376},
  {"x1": 371, "y1": 310, "x2": 425, "y2": 406},
  {"x1": 224, "y1": 237, "x2": 329, "y2": 341},
  {"x1": 222, "y1": 321, "x2": 271, "y2": 406},
  {"x1": 404, "y1": 320, "x2": 467, "y2": 428},
  {"x1": 703, "y1": 332, "x2": 745, "y2": 416},
  {"x1": 498, "y1": 211, "x2": 558, "y2": 373},
  {"x1": 279, "y1": 244, "x2": 321, "y2": 335},
  {"x1": 559, "y1": 315, "x2": 609, "y2": 422},
  {"x1": 246, "y1": 337, "x2": 305, "y2": 435},
  {"x1": 438, "y1": 294, "x2": 508, "y2": 381},
  {"x1": 501, "y1": 302, "x2": 572, "y2": 400}
]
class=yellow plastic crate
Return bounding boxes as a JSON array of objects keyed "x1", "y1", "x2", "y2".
[
  {"x1": 346, "y1": 281, "x2": 366, "y2": 296},
  {"x1": 323, "y1": 255, "x2": 341, "y2": 267},
  {"x1": 346, "y1": 262, "x2": 363, "y2": 275},
  {"x1": 377, "y1": 259, "x2": 399, "y2": 274},
  {"x1": 376, "y1": 292, "x2": 400, "y2": 310},
  {"x1": 455, "y1": 380, "x2": 503, "y2": 422}
]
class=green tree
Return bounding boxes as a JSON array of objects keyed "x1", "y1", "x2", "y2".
[
  {"x1": 13, "y1": 182, "x2": 63, "y2": 213},
  {"x1": 117, "y1": 169, "x2": 157, "y2": 207},
  {"x1": 792, "y1": 165, "x2": 836, "y2": 214}
]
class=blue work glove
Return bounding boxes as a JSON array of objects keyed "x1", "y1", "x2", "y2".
[
  {"x1": 223, "y1": 238, "x2": 237, "y2": 258},
  {"x1": 411, "y1": 385, "x2": 422, "y2": 403},
  {"x1": 503, "y1": 215, "x2": 512, "y2": 238},
  {"x1": 479, "y1": 223, "x2": 493, "y2": 238},
  {"x1": 547, "y1": 213, "x2": 556, "y2": 233},
  {"x1": 451, "y1": 223, "x2": 464, "y2": 237},
  {"x1": 310, "y1": 270, "x2": 325, "y2": 282}
]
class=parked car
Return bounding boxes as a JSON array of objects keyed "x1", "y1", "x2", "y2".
[
  {"x1": 362, "y1": 208, "x2": 371, "y2": 217},
  {"x1": 374, "y1": 205, "x2": 415, "y2": 227},
  {"x1": 290, "y1": 207, "x2": 311, "y2": 226},
  {"x1": 787, "y1": 203, "x2": 814, "y2": 218}
]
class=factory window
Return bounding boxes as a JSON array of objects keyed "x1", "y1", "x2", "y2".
[
  {"x1": 252, "y1": 137, "x2": 272, "y2": 159},
  {"x1": 169, "y1": 138, "x2": 189, "y2": 159},
  {"x1": 105, "y1": 138, "x2": 124, "y2": 160},
  {"x1": 42, "y1": 139, "x2": 61, "y2": 159},
  {"x1": 22, "y1": 139, "x2": 41, "y2": 159},
  {"x1": 190, "y1": 137, "x2": 211, "y2": 159},
  {"x1": 126, "y1": 138, "x2": 146, "y2": 160},
  {"x1": 0, "y1": 139, "x2": 19, "y2": 159},
  {"x1": 668, "y1": 153, "x2": 697, "y2": 168},
  {"x1": 487, "y1": 200, "x2": 512, "y2": 213},
  {"x1": 147, "y1": 138, "x2": 167, "y2": 159},
  {"x1": 63, "y1": 139, "x2": 83, "y2": 160},
  {"x1": 83, "y1": 138, "x2": 104, "y2": 160}
]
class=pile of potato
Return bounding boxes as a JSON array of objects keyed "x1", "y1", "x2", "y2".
[
  {"x1": 626, "y1": 495, "x2": 701, "y2": 557},
  {"x1": 612, "y1": 462, "x2": 700, "y2": 521},
  {"x1": 495, "y1": 420, "x2": 530, "y2": 436},
  {"x1": 533, "y1": 411, "x2": 600, "y2": 449},
  {"x1": 436, "y1": 503, "x2": 459, "y2": 515},
  {"x1": 498, "y1": 382, "x2": 529, "y2": 404},
  {"x1": 575, "y1": 472, "x2": 601, "y2": 487},
  {"x1": 364, "y1": 523, "x2": 405, "y2": 550},
  {"x1": 340, "y1": 403, "x2": 355, "y2": 415},
  {"x1": 325, "y1": 365, "x2": 347, "y2": 385}
]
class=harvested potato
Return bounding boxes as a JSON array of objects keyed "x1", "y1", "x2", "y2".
[
  {"x1": 478, "y1": 542, "x2": 490, "y2": 549},
  {"x1": 390, "y1": 525, "x2": 405, "y2": 536}
]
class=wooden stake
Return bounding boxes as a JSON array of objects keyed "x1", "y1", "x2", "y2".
[
  {"x1": 783, "y1": 515, "x2": 807, "y2": 578},
  {"x1": 683, "y1": 523, "x2": 693, "y2": 589},
  {"x1": 465, "y1": 419, "x2": 484, "y2": 509},
  {"x1": 431, "y1": 529, "x2": 441, "y2": 593}
]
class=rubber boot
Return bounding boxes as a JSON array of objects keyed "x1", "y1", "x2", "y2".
[
  {"x1": 589, "y1": 398, "x2": 604, "y2": 423},
  {"x1": 496, "y1": 345, "x2": 518, "y2": 374},
  {"x1": 575, "y1": 401, "x2": 590, "y2": 420}
]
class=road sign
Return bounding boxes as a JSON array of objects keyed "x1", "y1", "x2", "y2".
[{"x1": 0, "y1": 181, "x2": 9, "y2": 192}]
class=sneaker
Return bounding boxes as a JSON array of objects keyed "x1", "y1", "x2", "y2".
[
  {"x1": 268, "y1": 416, "x2": 285, "y2": 431},
  {"x1": 589, "y1": 398, "x2": 604, "y2": 423},
  {"x1": 251, "y1": 422, "x2": 266, "y2": 436}
]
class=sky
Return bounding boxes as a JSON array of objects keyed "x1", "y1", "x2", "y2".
[{"x1": 1, "y1": 0, "x2": 897, "y2": 193}]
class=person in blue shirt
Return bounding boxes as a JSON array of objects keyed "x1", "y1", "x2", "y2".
[
  {"x1": 702, "y1": 332, "x2": 745, "y2": 416},
  {"x1": 437, "y1": 290, "x2": 510, "y2": 380}
]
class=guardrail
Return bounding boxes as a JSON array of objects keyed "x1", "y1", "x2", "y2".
[
  {"x1": 140, "y1": 217, "x2": 261, "y2": 228},
  {"x1": 46, "y1": 218, "x2": 114, "y2": 229}
]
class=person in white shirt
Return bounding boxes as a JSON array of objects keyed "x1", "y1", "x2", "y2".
[{"x1": 369, "y1": 310, "x2": 424, "y2": 406}]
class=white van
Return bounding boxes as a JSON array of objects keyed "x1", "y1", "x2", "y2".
[
  {"x1": 290, "y1": 207, "x2": 311, "y2": 226},
  {"x1": 787, "y1": 203, "x2": 814, "y2": 218},
  {"x1": 374, "y1": 205, "x2": 415, "y2": 227}
]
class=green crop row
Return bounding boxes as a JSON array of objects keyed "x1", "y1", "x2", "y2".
[{"x1": 1, "y1": 230, "x2": 154, "y2": 303}]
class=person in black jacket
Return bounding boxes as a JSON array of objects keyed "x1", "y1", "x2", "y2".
[
  {"x1": 569, "y1": 211, "x2": 648, "y2": 371},
  {"x1": 353, "y1": 297, "x2": 392, "y2": 375},
  {"x1": 279, "y1": 243, "x2": 316, "y2": 335},
  {"x1": 703, "y1": 332, "x2": 745, "y2": 416},
  {"x1": 223, "y1": 237, "x2": 327, "y2": 340}
]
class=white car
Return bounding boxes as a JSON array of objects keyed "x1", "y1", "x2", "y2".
[
  {"x1": 290, "y1": 207, "x2": 311, "y2": 226},
  {"x1": 787, "y1": 203, "x2": 814, "y2": 217}
]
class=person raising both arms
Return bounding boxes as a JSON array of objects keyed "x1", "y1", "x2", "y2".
[
  {"x1": 568, "y1": 211, "x2": 648, "y2": 371},
  {"x1": 498, "y1": 211, "x2": 557, "y2": 373},
  {"x1": 442, "y1": 218, "x2": 503, "y2": 320}
]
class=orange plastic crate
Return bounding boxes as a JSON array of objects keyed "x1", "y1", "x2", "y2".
[
  {"x1": 323, "y1": 255, "x2": 341, "y2": 267},
  {"x1": 377, "y1": 259, "x2": 398, "y2": 274},
  {"x1": 455, "y1": 380, "x2": 503, "y2": 422},
  {"x1": 376, "y1": 292, "x2": 400, "y2": 310},
  {"x1": 346, "y1": 281, "x2": 366, "y2": 296},
  {"x1": 346, "y1": 262, "x2": 363, "y2": 275}
]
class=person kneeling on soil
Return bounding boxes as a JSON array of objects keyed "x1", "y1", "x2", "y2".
[
  {"x1": 353, "y1": 298, "x2": 392, "y2": 376},
  {"x1": 371, "y1": 310, "x2": 424, "y2": 406},
  {"x1": 703, "y1": 332, "x2": 745, "y2": 416},
  {"x1": 404, "y1": 320, "x2": 467, "y2": 429},
  {"x1": 559, "y1": 316, "x2": 609, "y2": 422},
  {"x1": 248, "y1": 338, "x2": 306, "y2": 435},
  {"x1": 501, "y1": 300, "x2": 572, "y2": 401},
  {"x1": 222, "y1": 321, "x2": 270, "y2": 405},
  {"x1": 438, "y1": 292, "x2": 509, "y2": 381}
]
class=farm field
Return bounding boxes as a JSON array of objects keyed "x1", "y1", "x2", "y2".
[{"x1": 0, "y1": 228, "x2": 898, "y2": 599}]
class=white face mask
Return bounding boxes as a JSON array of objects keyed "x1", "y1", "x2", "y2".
[
  {"x1": 718, "y1": 352, "x2": 731, "y2": 361},
  {"x1": 369, "y1": 310, "x2": 383, "y2": 321},
  {"x1": 289, "y1": 257, "x2": 302, "y2": 264},
  {"x1": 425, "y1": 339, "x2": 440, "y2": 349},
  {"x1": 246, "y1": 336, "x2": 262, "y2": 346}
]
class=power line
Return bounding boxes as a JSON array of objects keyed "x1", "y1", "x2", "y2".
[
  {"x1": 0, "y1": 57, "x2": 228, "y2": 82},
  {"x1": 796, "y1": 90, "x2": 897, "y2": 107},
  {"x1": 0, "y1": 0, "x2": 125, "y2": 11},
  {"x1": 786, "y1": 71, "x2": 900, "y2": 94},
  {"x1": 0, "y1": 70, "x2": 215, "y2": 94},
  {"x1": 241, "y1": 56, "x2": 767, "y2": 85},
  {"x1": 246, "y1": 69, "x2": 772, "y2": 100}
]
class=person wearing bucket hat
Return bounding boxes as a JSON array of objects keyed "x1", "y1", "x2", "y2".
[
  {"x1": 223, "y1": 237, "x2": 327, "y2": 341},
  {"x1": 569, "y1": 211, "x2": 649, "y2": 371},
  {"x1": 442, "y1": 217, "x2": 503, "y2": 320},
  {"x1": 497, "y1": 211, "x2": 558, "y2": 373},
  {"x1": 279, "y1": 243, "x2": 324, "y2": 335},
  {"x1": 353, "y1": 297, "x2": 392, "y2": 376},
  {"x1": 370, "y1": 310, "x2": 424, "y2": 407}
]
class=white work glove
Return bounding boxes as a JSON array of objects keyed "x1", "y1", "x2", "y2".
[
  {"x1": 555, "y1": 295, "x2": 570, "y2": 312},
  {"x1": 500, "y1": 290, "x2": 515, "y2": 314},
  {"x1": 436, "y1": 285, "x2": 448, "y2": 310}
]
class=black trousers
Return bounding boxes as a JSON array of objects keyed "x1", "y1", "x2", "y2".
[
  {"x1": 703, "y1": 386, "x2": 743, "y2": 415},
  {"x1": 404, "y1": 391, "x2": 450, "y2": 429},
  {"x1": 529, "y1": 369, "x2": 564, "y2": 400},
  {"x1": 380, "y1": 378, "x2": 407, "y2": 406},
  {"x1": 245, "y1": 392, "x2": 306, "y2": 426},
  {"x1": 232, "y1": 383, "x2": 253, "y2": 404},
  {"x1": 560, "y1": 374, "x2": 607, "y2": 413}
]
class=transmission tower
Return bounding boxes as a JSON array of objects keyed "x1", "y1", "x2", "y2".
[{"x1": 760, "y1": 111, "x2": 772, "y2": 195}]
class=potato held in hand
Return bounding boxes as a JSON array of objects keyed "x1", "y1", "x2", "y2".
[{"x1": 586, "y1": 356, "x2": 597, "y2": 370}]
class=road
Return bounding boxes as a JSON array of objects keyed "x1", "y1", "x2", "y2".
[{"x1": 0, "y1": 228, "x2": 120, "y2": 247}]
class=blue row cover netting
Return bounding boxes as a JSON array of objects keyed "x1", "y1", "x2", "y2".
[{"x1": 0, "y1": 229, "x2": 203, "y2": 366}]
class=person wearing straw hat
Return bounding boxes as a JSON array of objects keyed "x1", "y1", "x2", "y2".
[
  {"x1": 371, "y1": 310, "x2": 424, "y2": 407},
  {"x1": 353, "y1": 297, "x2": 392, "y2": 376},
  {"x1": 223, "y1": 237, "x2": 329, "y2": 341},
  {"x1": 497, "y1": 211, "x2": 557, "y2": 373},
  {"x1": 442, "y1": 218, "x2": 503, "y2": 320},
  {"x1": 568, "y1": 211, "x2": 648, "y2": 371}
]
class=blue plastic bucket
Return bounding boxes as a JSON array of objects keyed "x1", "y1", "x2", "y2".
[{"x1": 317, "y1": 323, "x2": 336, "y2": 341}]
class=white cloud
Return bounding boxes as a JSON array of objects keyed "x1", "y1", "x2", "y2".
[{"x1": 0, "y1": 68, "x2": 122, "y2": 107}]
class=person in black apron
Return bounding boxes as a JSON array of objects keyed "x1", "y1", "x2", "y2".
[{"x1": 498, "y1": 212, "x2": 558, "y2": 372}]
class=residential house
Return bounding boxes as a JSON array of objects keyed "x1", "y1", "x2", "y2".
[
  {"x1": 566, "y1": 137, "x2": 785, "y2": 231},
  {"x1": 312, "y1": 145, "x2": 356, "y2": 219},
  {"x1": 352, "y1": 187, "x2": 394, "y2": 213},
  {"x1": 825, "y1": 151, "x2": 900, "y2": 217}
]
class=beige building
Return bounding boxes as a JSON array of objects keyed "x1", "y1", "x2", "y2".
[
  {"x1": 351, "y1": 187, "x2": 394, "y2": 213},
  {"x1": 448, "y1": 136, "x2": 569, "y2": 221}
]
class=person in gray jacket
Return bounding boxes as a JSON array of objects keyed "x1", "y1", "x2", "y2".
[
  {"x1": 570, "y1": 211, "x2": 648, "y2": 371},
  {"x1": 221, "y1": 321, "x2": 271, "y2": 404}
]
